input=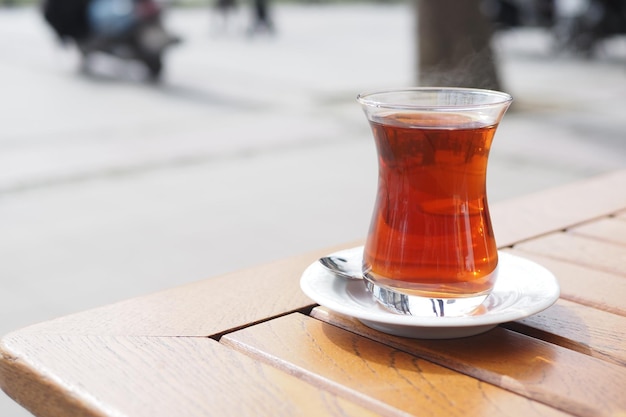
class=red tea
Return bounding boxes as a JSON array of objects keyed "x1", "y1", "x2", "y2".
[{"x1": 363, "y1": 112, "x2": 499, "y2": 298}]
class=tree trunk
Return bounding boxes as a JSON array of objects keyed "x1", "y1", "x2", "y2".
[{"x1": 415, "y1": 0, "x2": 502, "y2": 91}]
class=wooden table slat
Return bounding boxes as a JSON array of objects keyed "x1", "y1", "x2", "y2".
[
  {"x1": 513, "y1": 232, "x2": 626, "y2": 277},
  {"x1": 568, "y1": 216, "x2": 626, "y2": 245},
  {"x1": 492, "y1": 170, "x2": 626, "y2": 247},
  {"x1": 310, "y1": 307, "x2": 626, "y2": 417},
  {"x1": 221, "y1": 312, "x2": 569, "y2": 417},
  {"x1": 501, "y1": 299, "x2": 626, "y2": 367},
  {"x1": 0, "y1": 333, "x2": 380, "y2": 417},
  {"x1": 504, "y1": 249, "x2": 626, "y2": 316}
]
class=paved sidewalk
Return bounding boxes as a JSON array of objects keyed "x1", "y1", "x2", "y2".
[{"x1": 1, "y1": 3, "x2": 626, "y2": 416}]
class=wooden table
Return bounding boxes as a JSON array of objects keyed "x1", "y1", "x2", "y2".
[{"x1": 1, "y1": 169, "x2": 626, "y2": 417}]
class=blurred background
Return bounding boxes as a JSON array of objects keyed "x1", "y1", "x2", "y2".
[{"x1": 1, "y1": 0, "x2": 625, "y2": 415}]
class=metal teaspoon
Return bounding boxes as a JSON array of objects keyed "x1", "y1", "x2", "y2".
[{"x1": 318, "y1": 248, "x2": 364, "y2": 280}]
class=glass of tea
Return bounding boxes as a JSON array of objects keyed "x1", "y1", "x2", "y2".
[{"x1": 357, "y1": 88, "x2": 512, "y2": 317}]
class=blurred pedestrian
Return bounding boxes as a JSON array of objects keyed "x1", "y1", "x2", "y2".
[
  {"x1": 215, "y1": 0, "x2": 237, "y2": 18},
  {"x1": 211, "y1": 0, "x2": 239, "y2": 34},
  {"x1": 247, "y1": 0, "x2": 274, "y2": 36}
]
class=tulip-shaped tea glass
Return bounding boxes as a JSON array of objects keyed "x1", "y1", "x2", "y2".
[{"x1": 358, "y1": 88, "x2": 512, "y2": 317}]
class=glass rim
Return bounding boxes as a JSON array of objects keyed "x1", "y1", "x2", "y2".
[{"x1": 357, "y1": 87, "x2": 513, "y2": 111}]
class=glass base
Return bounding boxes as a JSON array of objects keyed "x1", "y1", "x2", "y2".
[{"x1": 365, "y1": 281, "x2": 489, "y2": 317}]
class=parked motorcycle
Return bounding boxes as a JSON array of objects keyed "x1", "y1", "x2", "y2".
[
  {"x1": 482, "y1": 0, "x2": 556, "y2": 29},
  {"x1": 484, "y1": 0, "x2": 626, "y2": 57},
  {"x1": 552, "y1": 0, "x2": 626, "y2": 56},
  {"x1": 43, "y1": 0, "x2": 180, "y2": 80}
]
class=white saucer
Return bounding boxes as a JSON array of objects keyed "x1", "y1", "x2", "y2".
[{"x1": 300, "y1": 247, "x2": 560, "y2": 339}]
